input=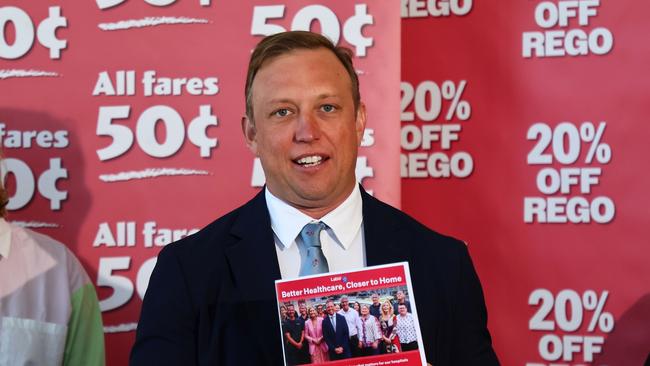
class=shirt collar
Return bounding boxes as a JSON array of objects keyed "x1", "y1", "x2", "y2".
[
  {"x1": 0, "y1": 218, "x2": 12, "y2": 259},
  {"x1": 265, "y1": 184, "x2": 363, "y2": 251}
]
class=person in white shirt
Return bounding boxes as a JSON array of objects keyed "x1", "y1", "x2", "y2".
[
  {"x1": 337, "y1": 296, "x2": 362, "y2": 357},
  {"x1": 395, "y1": 304, "x2": 419, "y2": 352}
]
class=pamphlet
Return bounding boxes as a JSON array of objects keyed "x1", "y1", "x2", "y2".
[{"x1": 275, "y1": 262, "x2": 426, "y2": 366}]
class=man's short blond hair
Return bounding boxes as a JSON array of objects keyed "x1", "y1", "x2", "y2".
[{"x1": 244, "y1": 31, "x2": 360, "y2": 120}]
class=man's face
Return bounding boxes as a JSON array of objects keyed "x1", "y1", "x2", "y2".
[
  {"x1": 372, "y1": 294, "x2": 379, "y2": 304},
  {"x1": 287, "y1": 306, "x2": 296, "y2": 319},
  {"x1": 326, "y1": 302, "x2": 335, "y2": 315},
  {"x1": 244, "y1": 48, "x2": 366, "y2": 217},
  {"x1": 397, "y1": 291, "x2": 404, "y2": 301},
  {"x1": 398, "y1": 304, "x2": 407, "y2": 315},
  {"x1": 299, "y1": 304, "x2": 306, "y2": 315},
  {"x1": 340, "y1": 298, "x2": 349, "y2": 310}
]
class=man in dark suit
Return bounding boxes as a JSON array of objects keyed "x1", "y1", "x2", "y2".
[
  {"x1": 130, "y1": 31, "x2": 499, "y2": 365},
  {"x1": 322, "y1": 300, "x2": 351, "y2": 360}
]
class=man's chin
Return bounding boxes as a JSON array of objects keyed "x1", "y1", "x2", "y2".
[{"x1": 285, "y1": 185, "x2": 341, "y2": 206}]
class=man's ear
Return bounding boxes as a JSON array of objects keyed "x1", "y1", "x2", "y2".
[
  {"x1": 241, "y1": 115, "x2": 258, "y2": 155},
  {"x1": 355, "y1": 102, "x2": 367, "y2": 146}
]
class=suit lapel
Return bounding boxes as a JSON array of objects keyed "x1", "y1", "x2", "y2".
[
  {"x1": 324, "y1": 315, "x2": 333, "y2": 334},
  {"x1": 337, "y1": 314, "x2": 345, "y2": 334},
  {"x1": 224, "y1": 190, "x2": 282, "y2": 363},
  {"x1": 361, "y1": 188, "x2": 412, "y2": 266}
]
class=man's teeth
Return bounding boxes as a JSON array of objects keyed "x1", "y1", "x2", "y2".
[{"x1": 296, "y1": 156, "x2": 323, "y2": 167}]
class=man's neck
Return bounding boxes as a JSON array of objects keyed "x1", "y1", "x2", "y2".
[{"x1": 267, "y1": 183, "x2": 357, "y2": 219}]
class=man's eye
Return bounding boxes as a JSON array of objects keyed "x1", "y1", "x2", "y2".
[
  {"x1": 274, "y1": 108, "x2": 290, "y2": 117},
  {"x1": 321, "y1": 104, "x2": 336, "y2": 113}
]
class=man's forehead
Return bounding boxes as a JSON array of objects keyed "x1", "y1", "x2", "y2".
[
  {"x1": 257, "y1": 47, "x2": 336, "y2": 71},
  {"x1": 251, "y1": 50, "x2": 351, "y2": 95},
  {"x1": 253, "y1": 82, "x2": 349, "y2": 105}
]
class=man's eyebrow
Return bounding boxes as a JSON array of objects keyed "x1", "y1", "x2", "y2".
[
  {"x1": 265, "y1": 94, "x2": 340, "y2": 105},
  {"x1": 266, "y1": 98, "x2": 293, "y2": 104},
  {"x1": 316, "y1": 93, "x2": 339, "y2": 100}
]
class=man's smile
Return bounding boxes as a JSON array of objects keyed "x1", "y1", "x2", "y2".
[{"x1": 293, "y1": 154, "x2": 330, "y2": 168}]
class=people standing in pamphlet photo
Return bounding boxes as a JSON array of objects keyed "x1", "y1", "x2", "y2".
[
  {"x1": 304, "y1": 307, "x2": 329, "y2": 364},
  {"x1": 370, "y1": 293, "x2": 382, "y2": 318},
  {"x1": 353, "y1": 301, "x2": 361, "y2": 313},
  {"x1": 396, "y1": 304, "x2": 419, "y2": 352},
  {"x1": 280, "y1": 304, "x2": 288, "y2": 322},
  {"x1": 282, "y1": 304, "x2": 310, "y2": 365},
  {"x1": 337, "y1": 296, "x2": 362, "y2": 357},
  {"x1": 392, "y1": 290, "x2": 412, "y2": 315},
  {"x1": 380, "y1": 301, "x2": 401, "y2": 354},
  {"x1": 131, "y1": 31, "x2": 499, "y2": 365},
  {"x1": 358, "y1": 304, "x2": 382, "y2": 356},
  {"x1": 298, "y1": 302, "x2": 309, "y2": 322},
  {"x1": 322, "y1": 300, "x2": 351, "y2": 360}
]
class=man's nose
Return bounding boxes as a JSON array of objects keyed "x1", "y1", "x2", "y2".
[{"x1": 294, "y1": 111, "x2": 321, "y2": 142}]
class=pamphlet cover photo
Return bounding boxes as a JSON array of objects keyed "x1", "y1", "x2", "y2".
[{"x1": 275, "y1": 262, "x2": 426, "y2": 366}]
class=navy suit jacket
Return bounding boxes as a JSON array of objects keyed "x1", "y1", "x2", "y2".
[
  {"x1": 130, "y1": 188, "x2": 499, "y2": 365},
  {"x1": 322, "y1": 313, "x2": 350, "y2": 358}
]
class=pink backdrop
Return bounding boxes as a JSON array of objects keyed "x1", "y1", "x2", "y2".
[
  {"x1": 2, "y1": 1, "x2": 649, "y2": 365},
  {"x1": 401, "y1": 1, "x2": 650, "y2": 365}
]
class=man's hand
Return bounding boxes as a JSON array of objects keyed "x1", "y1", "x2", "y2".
[
  {"x1": 334, "y1": 347, "x2": 343, "y2": 354},
  {"x1": 358, "y1": 341, "x2": 363, "y2": 349}
]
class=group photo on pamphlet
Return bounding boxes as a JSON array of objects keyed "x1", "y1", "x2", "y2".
[{"x1": 276, "y1": 263, "x2": 427, "y2": 366}]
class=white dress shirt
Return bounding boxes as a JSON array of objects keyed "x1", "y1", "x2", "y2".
[
  {"x1": 266, "y1": 185, "x2": 365, "y2": 279},
  {"x1": 338, "y1": 307, "x2": 362, "y2": 337}
]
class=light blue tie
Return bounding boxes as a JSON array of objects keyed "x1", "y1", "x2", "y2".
[{"x1": 297, "y1": 222, "x2": 329, "y2": 276}]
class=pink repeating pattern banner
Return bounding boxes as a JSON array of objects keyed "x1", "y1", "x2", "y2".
[
  {"x1": 3, "y1": 0, "x2": 649, "y2": 365},
  {"x1": 401, "y1": 1, "x2": 650, "y2": 365},
  {"x1": 0, "y1": 2, "x2": 399, "y2": 365}
]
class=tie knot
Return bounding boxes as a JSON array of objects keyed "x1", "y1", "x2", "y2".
[
  {"x1": 297, "y1": 222, "x2": 329, "y2": 276},
  {"x1": 300, "y1": 222, "x2": 326, "y2": 247}
]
